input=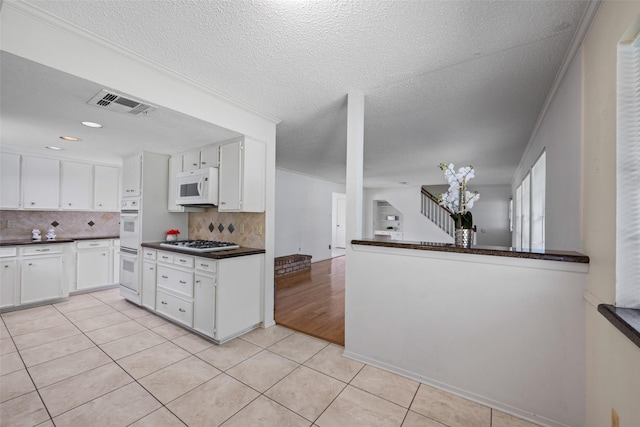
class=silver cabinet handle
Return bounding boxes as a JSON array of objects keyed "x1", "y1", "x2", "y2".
[
  {"x1": 150, "y1": 267, "x2": 154, "y2": 271},
  {"x1": 4, "y1": 265, "x2": 8, "y2": 268},
  {"x1": 28, "y1": 263, "x2": 33, "y2": 266},
  {"x1": 195, "y1": 280, "x2": 201, "y2": 284},
  {"x1": 200, "y1": 263, "x2": 209, "y2": 268},
  {"x1": 179, "y1": 280, "x2": 186, "y2": 284},
  {"x1": 179, "y1": 308, "x2": 186, "y2": 313},
  {"x1": 220, "y1": 201, "x2": 226, "y2": 205},
  {"x1": 102, "y1": 253, "x2": 106, "y2": 256},
  {"x1": 161, "y1": 301, "x2": 167, "y2": 305},
  {"x1": 30, "y1": 202, "x2": 35, "y2": 205},
  {"x1": 35, "y1": 249, "x2": 50, "y2": 252},
  {"x1": 89, "y1": 243, "x2": 99, "y2": 246},
  {"x1": 179, "y1": 259, "x2": 186, "y2": 263},
  {"x1": 161, "y1": 275, "x2": 168, "y2": 279}
]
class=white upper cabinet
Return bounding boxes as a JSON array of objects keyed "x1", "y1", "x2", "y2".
[
  {"x1": 61, "y1": 161, "x2": 93, "y2": 210},
  {"x1": 94, "y1": 165, "x2": 119, "y2": 211},
  {"x1": 22, "y1": 156, "x2": 60, "y2": 210},
  {"x1": 122, "y1": 153, "x2": 142, "y2": 197},
  {"x1": 182, "y1": 146, "x2": 219, "y2": 172},
  {"x1": 199, "y1": 146, "x2": 219, "y2": 169},
  {"x1": 0, "y1": 152, "x2": 21, "y2": 209},
  {"x1": 219, "y1": 138, "x2": 265, "y2": 212}
]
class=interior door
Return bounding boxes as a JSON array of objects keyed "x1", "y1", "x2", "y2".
[{"x1": 335, "y1": 194, "x2": 346, "y2": 249}]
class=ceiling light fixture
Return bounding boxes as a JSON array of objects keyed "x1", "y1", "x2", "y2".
[
  {"x1": 81, "y1": 121, "x2": 103, "y2": 128},
  {"x1": 46, "y1": 146, "x2": 63, "y2": 150},
  {"x1": 60, "y1": 136, "x2": 80, "y2": 141}
]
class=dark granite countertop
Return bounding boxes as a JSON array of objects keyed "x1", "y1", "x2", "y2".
[
  {"x1": 598, "y1": 304, "x2": 640, "y2": 350},
  {"x1": 0, "y1": 236, "x2": 119, "y2": 246},
  {"x1": 351, "y1": 238, "x2": 589, "y2": 263},
  {"x1": 141, "y1": 242, "x2": 265, "y2": 260}
]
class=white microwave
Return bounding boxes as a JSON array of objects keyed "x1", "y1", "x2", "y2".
[{"x1": 176, "y1": 167, "x2": 219, "y2": 206}]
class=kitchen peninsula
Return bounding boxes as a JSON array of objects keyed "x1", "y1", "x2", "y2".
[
  {"x1": 139, "y1": 242, "x2": 265, "y2": 344},
  {"x1": 345, "y1": 238, "x2": 589, "y2": 427}
]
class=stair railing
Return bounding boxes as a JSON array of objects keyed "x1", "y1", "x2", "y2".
[{"x1": 421, "y1": 187, "x2": 455, "y2": 238}]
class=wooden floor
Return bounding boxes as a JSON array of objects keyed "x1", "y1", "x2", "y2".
[{"x1": 274, "y1": 256, "x2": 345, "y2": 346}]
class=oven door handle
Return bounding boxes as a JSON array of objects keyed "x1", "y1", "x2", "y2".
[{"x1": 197, "y1": 176, "x2": 204, "y2": 197}]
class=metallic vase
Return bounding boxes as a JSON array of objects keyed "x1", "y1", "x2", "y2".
[{"x1": 455, "y1": 228, "x2": 473, "y2": 248}]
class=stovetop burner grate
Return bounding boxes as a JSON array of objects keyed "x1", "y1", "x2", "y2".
[{"x1": 159, "y1": 240, "x2": 240, "y2": 252}]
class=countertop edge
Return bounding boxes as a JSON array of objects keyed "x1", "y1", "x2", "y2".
[
  {"x1": 351, "y1": 239, "x2": 589, "y2": 264},
  {"x1": 141, "y1": 242, "x2": 265, "y2": 259},
  {"x1": 0, "y1": 236, "x2": 119, "y2": 246},
  {"x1": 598, "y1": 304, "x2": 640, "y2": 350}
]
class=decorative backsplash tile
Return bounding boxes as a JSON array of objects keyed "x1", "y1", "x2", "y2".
[
  {"x1": 189, "y1": 208, "x2": 265, "y2": 249},
  {"x1": 0, "y1": 210, "x2": 119, "y2": 241}
]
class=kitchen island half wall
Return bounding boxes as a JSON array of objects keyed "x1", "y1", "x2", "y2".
[{"x1": 345, "y1": 240, "x2": 588, "y2": 427}]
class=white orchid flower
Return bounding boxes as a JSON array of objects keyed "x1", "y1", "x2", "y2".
[{"x1": 466, "y1": 191, "x2": 480, "y2": 209}]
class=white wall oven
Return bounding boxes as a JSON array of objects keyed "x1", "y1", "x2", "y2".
[{"x1": 119, "y1": 198, "x2": 140, "y2": 303}]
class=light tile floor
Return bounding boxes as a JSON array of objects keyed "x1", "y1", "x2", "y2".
[{"x1": 0, "y1": 288, "x2": 540, "y2": 427}]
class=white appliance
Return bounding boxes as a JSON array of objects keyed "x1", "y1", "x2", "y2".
[
  {"x1": 119, "y1": 198, "x2": 140, "y2": 302},
  {"x1": 176, "y1": 167, "x2": 218, "y2": 206},
  {"x1": 119, "y1": 198, "x2": 140, "y2": 250}
]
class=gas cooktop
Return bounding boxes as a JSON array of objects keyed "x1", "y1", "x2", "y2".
[{"x1": 159, "y1": 240, "x2": 240, "y2": 252}]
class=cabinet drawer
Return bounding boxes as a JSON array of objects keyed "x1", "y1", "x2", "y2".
[
  {"x1": 195, "y1": 258, "x2": 216, "y2": 273},
  {"x1": 157, "y1": 252, "x2": 174, "y2": 264},
  {"x1": 0, "y1": 247, "x2": 17, "y2": 258},
  {"x1": 77, "y1": 240, "x2": 110, "y2": 249},
  {"x1": 157, "y1": 265, "x2": 193, "y2": 298},
  {"x1": 143, "y1": 249, "x2": 157, "y2": 260},
  {"x1": 156, "y1": 290, "x2": 193, "y2": 327},
  {"x1": 174, "y1": 255, "x2": 194, "y2": 268},
  {"x1": 21, "y1": 245, "x2": 63, "y2": 256}
]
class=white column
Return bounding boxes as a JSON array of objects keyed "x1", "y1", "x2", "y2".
[{"x1": 346, "y1": 91, "x2": 365, "y2": 241}]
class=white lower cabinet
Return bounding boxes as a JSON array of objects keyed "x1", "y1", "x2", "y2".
[
  {"x1": 1, "y1": 254, "x2": 18, "y2": 309},
  {"x1": 20, "y1": 245, "x2": 66, "y2": 305},
  {"x1": 193, "y1": 273, "x2": 216, "y2": 337},
  {"x1": 156, "y1": 290, "x2": 193, "y2": 327},
  {"x1": 76, "y1": 241, "x2": 110, "y2": 290},
  {"x1": 147, "y1": 249, "x2": 263, "y2": 343},
  {"x1": 141, "y1": 260, "x2": 156, "y2": 310}
]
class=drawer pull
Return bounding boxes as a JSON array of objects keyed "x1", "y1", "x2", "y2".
[
  {"x1": 179, "y1": 259, "x2": 186, "y2": 263},
  {"x1": 162, "y1": 256, "x2": 169, "y2": 260},
  {"x1": 179, "y1": 280, "x2": 187, "y2": 284},
  {"x1": 4, "y1": 265, "x2": 8, "y2": 268},
  {"x1": 161, "y1": 301, "x2": 167, "y2": 305},
  {"x1": 35, "y1": 249, "x2": 50, "y2": 252},
  {"x1": 150, "y1": 267, "x2": 154, "y2": 271},
  {"x1": 200, "y1": 263, "x2": 209, "y2": 268},
  {"x1": 179, "y1": 308, "x2": 186, "y2": 313},
  {"x1": 196, "y1": 280, "x2": 201, "y2": 284},
  {"x1": 161, "y1": 275, "x2": 168, "y2": 279},
  {"x1": 89, "y1": 243, "x2": 99, "y2": 246}
]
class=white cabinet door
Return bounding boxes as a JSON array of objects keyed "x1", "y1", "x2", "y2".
[
  {"x1": 77, "y1": 248, "x2": 110, "y2": 289},
  {"x1": 193, "y1": 273, "x2": 216, "y2": 338},
  {"x1": 0, "y1": 153, "x2": 21, "y2": 209},
  {"x1": 199, "y1": 146, "x2": 218, "y2": 168},
  {"x1": 22, "y1": 156, "x2": 60, "y2": 210},
  {"x1": 122, "y1": 154, "x2": 142, "y2": 197},
  {"x1": 167, "y1": 156, "x2": 184, "y2": 212},
  {"x1": 142, "y1": 261, "x2": 156, "y2": 310},
  {"x1": 21, "y1": 256, "x2": 63, "y2": 304},
  {"x1": 218, "y1": 141, "x2": 242, "y2": 211},
  {"x1": 61, "y1": 161, "x2": 93, "y2": 210},
  {"x1": 1, "y1": 259, "x2": 18, "y2": 308},
  {"x1": 182, "y1": 151, "x2": 200, "y2": 172},
  {"x1": 94, "y1": 166, "x2": 120, "y2": 211},
  {"x1": 218, "y1": 139, "x2": 265, "y2": 212}
]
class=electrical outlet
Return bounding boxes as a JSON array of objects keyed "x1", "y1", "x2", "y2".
[
  {"x1": 255, "y1": 224, "x2": 262, "y2": 235},
  {"x1": 329, "y1": 245, "x2": 331, "y2": 249},
  {"x1": 6, "y1": 220, "x2": 13, "y2": 228},
  {"x1": 239, "y1": 224, "x2": 245, "y2": 234},
  {"x1": 612, "y1": 408, "x2": 619, "y2": 427}
]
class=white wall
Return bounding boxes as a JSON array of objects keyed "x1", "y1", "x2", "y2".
[
  {"x1": 346, "y1": 244, "x2": 587, "y2": 427},
  {"x1": 364, "y1": 186, "x2": 452, "y2": 243},
  {"x1": 424, "y1": 184, "x2": 512, "y2": 247},
  {"x1": 581, "y1": 2, "x2": 640, "y2": 426},
  {"x1": 511, "y1": 50, "x2": 582, "y2": 252},
  {"x1": 275, "y1": 169, "x2": 346, "y2": 262}
]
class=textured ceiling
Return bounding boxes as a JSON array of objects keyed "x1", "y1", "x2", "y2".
[{"x1": 6, "y1": 0, "x2": 589, "y2": 186}]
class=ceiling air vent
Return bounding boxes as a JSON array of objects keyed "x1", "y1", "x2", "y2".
[{"x1": 87, "y1": 90, "x2": 157, "y2": 116}]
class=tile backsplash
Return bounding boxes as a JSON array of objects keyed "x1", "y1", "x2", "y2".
[
  {"x1": 0, "y1": 210, "x2": 119, "y2": 241},
  {"x1": 189, "y1": 208, "x2": 265, "y2": 249}
]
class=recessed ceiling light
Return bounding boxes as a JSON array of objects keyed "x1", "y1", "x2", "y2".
[
  {"x1": 81, "y1": 121, "x2": 103, "y2": 128},
  {"x1": 60, "y1": 136, "x2": 80, "y2": 141},
  {"x1": 46, "y1": 146, "x2": 63, "y2": 150}
]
